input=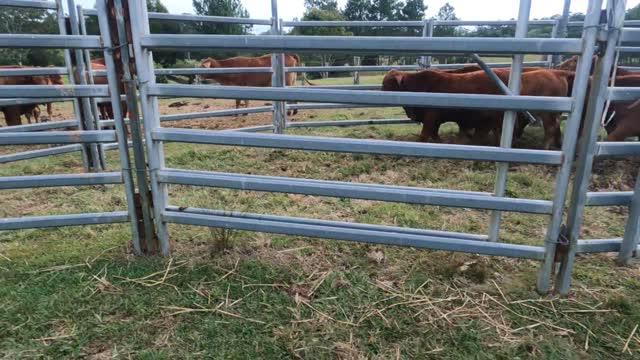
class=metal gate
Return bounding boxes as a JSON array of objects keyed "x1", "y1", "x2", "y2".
[
  {"x1": 1, "y1": 0, "x2": 637, "y2": 295},
  {"x1": 0, "y1": 0, "x2": 144, "y2": 252},
  {"x1": 120, "y1": 0, "x2": 625, "y2": 294}
]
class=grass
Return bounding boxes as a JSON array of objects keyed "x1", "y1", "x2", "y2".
[{"x1": 1, "y1": 74, "x2": 640, "y2": 358}]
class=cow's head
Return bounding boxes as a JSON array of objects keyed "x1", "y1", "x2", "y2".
[
  {"x1": 382, "y1": 69, "x2": 405, "y2": 92},
  {"x1": 44, "y1": 65, "x2": 64, "y2": 85},
  {"x1": 382, "y1": 69, "x2": 422, "y2": 122},
  {"x1": 200, "y1": 58, "x2": 219, "y2": 68},
  {"x1": 48, "y1": 74, "x2": 64, "y2": 85},
  {"x1": 29, "y1": 75, "x2": 53, "y2": 86}
]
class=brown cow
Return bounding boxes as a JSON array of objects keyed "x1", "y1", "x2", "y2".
[
  {"x1": 75, "y1": 61, "x2": 128, "y2": 121},
  {"x1": 383, "y1": 68, "x2": 571, "y2": 149},
  {"x1": 200, "y1": 54, "x2": 301, "y2": 115},
  {"x1": 603, "y1": 75, "x2": 640, "y2": 141},
  {"x1": 384, "y1": 66, "x2": 550, "y2": 145},
  {"x1": 0, "y1": 66, "x2": 62, "y2": 126}
]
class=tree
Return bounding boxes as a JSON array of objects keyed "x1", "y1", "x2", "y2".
[
  {"x1": 291, "y1": 8, "x2": 351, "y2": 78},
  {"x1": 145, "y1": 0, "x2": 182, "y2": 66},
  {"x1": 626, "y1": 4, "x2": 640, "y2": 20},
  {"x1": 433, "y1": 2, "x2": 457, "y2": 37},
  {"x1": 432, "y1": 3, "x2": 464, "y2": 64},
  {"x1": 304, "y1": 0, "x2": 338, "y2": 11},
  {"x1": 397, "y1": 0, "x2": 425, "y2": 21},
  {"x1": 0, "y1": 8, "x2": 62, "y2": 66},
  {"x1": 192, "y1": 0, "x2": 252, "y2": 59},
  {"x1": 192, "y1": 0, "x2": 251, "y2": 35}
]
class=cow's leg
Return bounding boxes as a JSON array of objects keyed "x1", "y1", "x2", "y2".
[
  {"x1": 472, "y1": 126, "x2": 492, "y2": 145},
  {"x1": 514, "y1": 116, "x2": 527, "y2": 140},
  {"x1": 540, "y1": 114, "x2": 561, "y2": 150},
  {"x1": 4, "y1": 107, "x2": 21, "y2": 126},
  {"x1": 33, "y1": 106, "x2": 41, "y2": 124},
  {"x1": 46, "y1": 103, "x2": 53, "y2": 122},
  {"x1": 25, "y1": 111, "x2": 32, "y2": 124},
  {"x1": 242, "y1": 100, "x2": 250, "y2": 116},
  {"x1": 419, "y1": 120, "x2": 441, "y2": 142}
]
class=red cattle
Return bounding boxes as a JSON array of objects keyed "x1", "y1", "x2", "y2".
[
  {"x1": 0, "y1": 65, "x2": 62, "y2": 126},
  {"x1": 604, "y1": 75, "x2": 640, "y2": 141},
  {"x1": 200, "y1": 54, "x2": 302, "y2": 115},
  {"x1": 382, "y1": 68, "x2": 572, "y2": 149}
]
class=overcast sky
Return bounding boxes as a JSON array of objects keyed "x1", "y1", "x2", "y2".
[{"x1": 75, "y1": 0, "x2": 640, "y2": 33}]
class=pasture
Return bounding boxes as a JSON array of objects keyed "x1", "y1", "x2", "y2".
[{"x1": 1, "y1": 74, "x2": 640, "y2": 358}]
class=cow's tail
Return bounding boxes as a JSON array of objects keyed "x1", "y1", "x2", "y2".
[{"x1": 303, "y1": 77, "x2": 316, "y2": 86}]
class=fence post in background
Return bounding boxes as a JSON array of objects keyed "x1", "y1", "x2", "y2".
[
  {"x1": 547, "y1": 19, "x2": 560, "y2": 67},
  {"x1": 66, "y1": 0, "x2": 103, "y2": 171},
  {"x1": 536, "y1": 0, "x2": 604, "y2": 294},
  {"x1": 552, "y1": 0, "x2": 572, "y2": 66},
  {"x1": 353, "y1": 56, "x2": 360, "y2": 85},
  {"x1": 127, "y1": 0, "x2": 171, "y2": 254},
  {"x1": 54, "y1": 0, "x2": 90, "y2": 171},
  {"x1": 555, "y1": 0, "x2": 626, "y2": 293},
  {"x1": 420, "y1": 19, "x2": 433, "y2": 68},
  {"x1": 110, "y1": 0, "x2": 160, "y2": 254},
  {"x1": 78, "y1": 4, "x2": 107, "y2": 170},
  {"x1": 487, "y1": 0, "x2": 531, "y2": 243},
  {"x1": 270, "y1": 0, "x2": 286, "y2": 134},
  {"x1": 95, "y1": 0, "x2": 142, "y2": 251}
]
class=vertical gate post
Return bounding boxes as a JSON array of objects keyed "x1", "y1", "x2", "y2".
[
  {"x1": 552, "y1": 0, "x2": 572, "y2": 66},
  {"x1": 54, "y1": 0, "x2": 90, "y2": 171},
  {"x1": 77, "y1": 4, "x2": 107, "y2": 171},
  {"x1": 420, "y1": 19, "x2": 433, "y2": 69},
  {"x1": 108, "y1": 0, "x2": 160, "y2": 254},
  {"x1": 95, "y1": 0, "x2": 142, "y2": 251},
  {"x1": 353, "y1": 56, "x2": 360, "y2": 85},
  {"x1": 271, "y1": 0, "x2": 286, "y2": 134},
  {"x1": 66, "y1": 0, "x2": 103, "y2": 171},
  {"x1": 127, "y1": 0, "x2": 171, "y2": 254},
  {"x1": 555, "y1": 0, "x2": 626, "y2": 293},
  {"x1": 547, "y1": 19, "x2": 560, "y2": 67},
  {"x1": 487, "y1": 0, "x2": 531, "y2": 243},
  {"x1": 536, "y1": 0, "x2": 604, "y2": 294}
]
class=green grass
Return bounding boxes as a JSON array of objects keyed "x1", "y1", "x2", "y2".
[{"x1": 1, "y1": 101, "x2": 640, "y2": 358}]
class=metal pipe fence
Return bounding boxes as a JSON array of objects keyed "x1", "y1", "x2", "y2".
[
  {"x1": 1, "y1": 0, "x2": 637, "y2": 297},
  {"x1": 120, "y1": 0, "x2": 624, "y2": 295},
  {"x1": 0, "y1": 0, "x2": 146, "y2": 253}
]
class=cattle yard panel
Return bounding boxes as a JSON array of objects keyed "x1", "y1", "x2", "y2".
[
  {"x1": 555, "y1": 0, "x2": 638, "y2": 294},
  {"x1": 123, "y1": 0, "x2": 618, "y2": 294},
  {"x1": 80, "y1": 8, "x2": 565, "y2": 127},
  {"x1": 0, "y1": 0, "x2": 146, "y2": 253},
  {"x1": 0, "y1": 0, "x2": 92, "y2": 168}
]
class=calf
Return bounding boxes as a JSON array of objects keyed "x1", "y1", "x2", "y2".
[
  {"x1": 382, "y1": 68, "x2": 571, "y2": 149},
  {"x1": 200, "y1": 54, "x2": 301, "y2": 115}
]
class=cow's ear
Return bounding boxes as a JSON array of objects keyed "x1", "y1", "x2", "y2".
[{"x1": 201, "y1": 59, "x2": 211, "y2": 68}]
